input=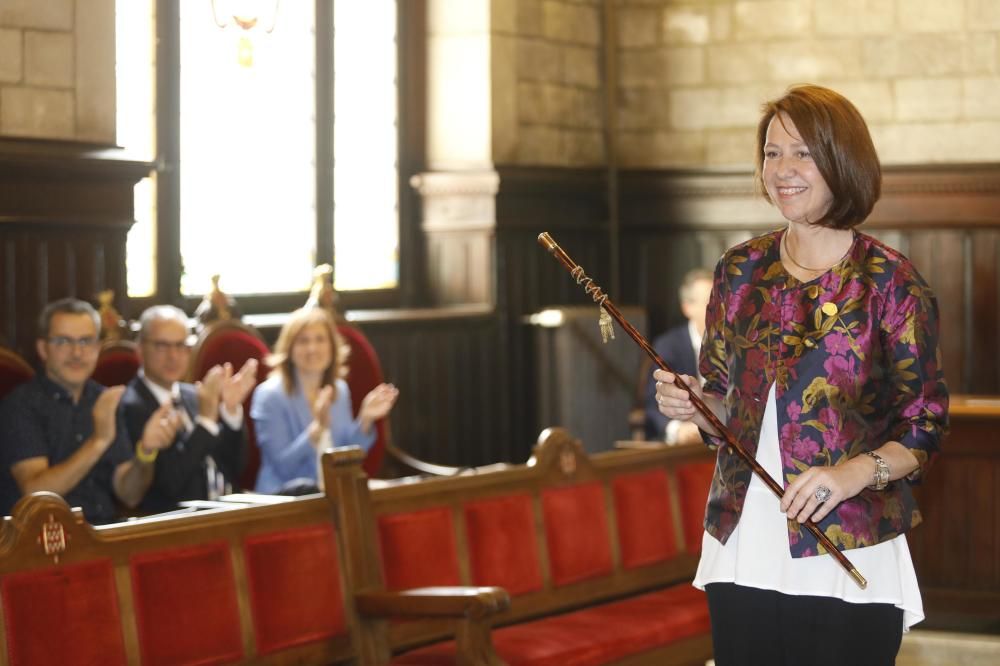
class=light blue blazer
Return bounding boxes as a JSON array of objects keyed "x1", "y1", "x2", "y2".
[{"x1": 250, "y1": 375, "x2": 375, "y2": 493}]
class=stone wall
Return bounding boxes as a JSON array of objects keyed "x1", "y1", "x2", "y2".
[
  {"x1": 616, "y1": 0, "x2": 1000, "y2": 168},
  {"x1": 492, "y1": 0, "x2": 606, "y2": 166},
  {"x1": 0, "y1": 0, "x2": 116, "y2": 143}
]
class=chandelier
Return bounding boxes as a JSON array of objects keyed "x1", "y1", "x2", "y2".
[{"x1": 210, "y1": 0, "x2": 280, "y2": 67}]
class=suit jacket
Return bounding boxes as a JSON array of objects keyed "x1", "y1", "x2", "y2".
[
  {"x1": 644, "y1": 323, "x2": 699, "y2": 440},
  {"x1": 121, "y1": 377, "x2": 246, "y2": 513}
]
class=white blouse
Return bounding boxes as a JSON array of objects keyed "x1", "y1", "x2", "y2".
[{"x1": 692, "y1": 383, "x2": 924, "y2": 631}]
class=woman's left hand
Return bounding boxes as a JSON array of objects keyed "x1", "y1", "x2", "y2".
[
  {"x1": 358, "y1": 383, "x2": 399, "y2": 430},
  {"x1": 780, "y1": 456, "x2": 872, "y2": 524}
]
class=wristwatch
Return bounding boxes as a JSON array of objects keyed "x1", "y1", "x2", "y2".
[{"x1": 864, "y1": 451, "x2": 890, "y2": 490}]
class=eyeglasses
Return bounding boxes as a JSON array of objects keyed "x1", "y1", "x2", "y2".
[
  {"x1": 47, "y1": 336, "x2": 100, "y2": 351},
  {"x1": 144, "y1": 339, "x2": 191, "y2": 354}
]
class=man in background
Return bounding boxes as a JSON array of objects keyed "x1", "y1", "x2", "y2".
[
  {"x1": 0, "y1": 298, "x2": 176, "y2": 522},
  {"x1": 644, "y1": 268, "x2": 713, "y2": 444},
  {"x1": 120, "y1": 305, "x2": 256, "y2": 513}
]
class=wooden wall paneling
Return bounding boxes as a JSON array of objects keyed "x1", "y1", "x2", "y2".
[
  {"x1": 969, "y1": 230, "x2": 1000, "y2": 393},
  {"x1": 0, "y1": 141, "x2": 153, "y2": 362}
]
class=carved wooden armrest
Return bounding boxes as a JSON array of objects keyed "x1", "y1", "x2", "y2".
[
  {"x1": 356, "y1": 587, "x2": 510, "y2": 666},
  {"x1": 355, "y1": 586, "x2": 510, "y2": 620}
]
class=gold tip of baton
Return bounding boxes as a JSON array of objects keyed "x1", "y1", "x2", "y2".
[
  {"x1": 850, "y1": 568, "x2": 868, "y2": 589},
  {"x1": 537, "y1": 232, "x2": 557, "y2": 252}
]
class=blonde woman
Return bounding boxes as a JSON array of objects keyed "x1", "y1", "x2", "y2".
[{"x1": 250, "y1": 308, "x2": 397, "y2": 493}]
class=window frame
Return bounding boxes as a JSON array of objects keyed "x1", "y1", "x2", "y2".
[{"x1": 134, "y1": 0, "x2": 423, "y2": 317}]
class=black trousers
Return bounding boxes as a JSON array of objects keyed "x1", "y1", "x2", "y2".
[{"x1": 706, "y1": 582, "x2": 904, "y2": 666}]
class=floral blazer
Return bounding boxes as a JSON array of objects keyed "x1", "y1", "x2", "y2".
[{"x1": 699, "y1": 229, "x2": 948, "y2": 558}]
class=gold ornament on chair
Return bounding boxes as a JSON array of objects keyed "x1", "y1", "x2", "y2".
[
  {"x1": 96, "y1": 290, "x2": 128, "y2": 342},
  {"x1": 194, "y1": 274, "x2": 242, "y2": 332},
  {"x1": 304, "y1": 264, "x2": 344, "y2": 322}
]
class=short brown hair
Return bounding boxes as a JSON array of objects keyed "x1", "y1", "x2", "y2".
[
  {"x1": 268, "y1": 307, "x2": 350, "y2": 398},
  {"x1": 755, "y1": 84, "x2": 881, "y2": 229},
  {"x1": 37, "y1": 298, "x2": 100, "y2": 339}
]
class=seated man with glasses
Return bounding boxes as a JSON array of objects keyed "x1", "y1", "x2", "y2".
[
  {"x1": 0, "y1": 298, "x2": 177, "y2": 523},
  {"x1": 120, "y1": 305, "x2": 257, "y2": 513}
]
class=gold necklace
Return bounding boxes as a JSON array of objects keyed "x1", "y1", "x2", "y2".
[{"x1": 781, "y1": 232, "x2": 832, "y2": 273}]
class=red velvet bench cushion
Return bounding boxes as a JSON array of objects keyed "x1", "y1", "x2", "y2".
[
  {"x1": 131, "y1": 541, "x2": 244, "y2": 666},
  {"x1": 243, "y1": 524, "x2": 348, "y2": 655},
  {"x1": 613, "y1": 468, "x2": 679, "y2": 569},
  {"x1": 379, "y1": 507, "x2": 462, "y2": 590},
  {"x1": 2, "y1": 559, "x2": 127, "y2": 666},
  {"x1": 464, "y1": 493, "x2": 543, "y2": 596},
  {"x1": 390, "y1": 583, "x2": 710, "y2": 665},
  {"x1": 541, "y1": 483, "x2": 613, "y2": 586}
]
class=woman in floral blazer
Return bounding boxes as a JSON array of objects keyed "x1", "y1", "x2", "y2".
[{"x1": 655, "y1": 85, "x2": 948, "y2": 666}]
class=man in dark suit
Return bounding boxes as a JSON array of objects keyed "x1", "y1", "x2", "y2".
[
  {"x1": 120, "y1": 305, "x2": 257, "y2": 513},
  {"x1": 645, "y1": 269, "x2": 713, "y2": 443}
]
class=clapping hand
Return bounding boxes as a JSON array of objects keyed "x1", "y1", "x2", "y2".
[
  {"x1": 220, "y1": 358, "x2": 258, "y2": 413},
  {"x1": 358, "y1": 383, "x2": 399, "y2": 433}
]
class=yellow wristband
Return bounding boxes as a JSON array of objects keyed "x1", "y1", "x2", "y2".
[{"x1": 135, "y1": 441, "x2": 158, "y2": 464}]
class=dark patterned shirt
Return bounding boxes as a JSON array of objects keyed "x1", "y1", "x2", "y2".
[
  {"x1": 0, "y1": 374, "x2": 131, "y2": 523},
  {"x1": 699, "y1": 229, "x2": 949, "y2": 557}
]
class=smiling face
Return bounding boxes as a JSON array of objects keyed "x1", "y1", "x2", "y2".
[
  {"x1": 761, "y1": 112, "x2": 835, "y2": 226},
  {"x1": 36, "y1": 312, "x2": 100, "y2": 395},
  {"x1": 290, "y1": 322, "x2": 333, "y2": 377}
]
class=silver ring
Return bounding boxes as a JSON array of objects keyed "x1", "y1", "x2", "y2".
[{"x1": 814, "y1": 485, "x2": 832, "y2": 503}]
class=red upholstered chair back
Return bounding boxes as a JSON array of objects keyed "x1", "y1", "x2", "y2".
[
  {"x1": 92, "y1": 339, "x2": 141, "y2": 387},
  {"x1": 0, "y1": 346, "x2": 33, "y2": 401},
  {"x1": 189, "y1": 320, "x2": 272, "y2": 490},
  {"x1": 336, "y1": 324, "x2": 387, "y2": 477}
]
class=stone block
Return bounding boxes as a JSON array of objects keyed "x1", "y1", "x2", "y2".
[
  {"x1": 1, "y1": 86, "x2": 75, "y2": 139},
  {"x1": 75, "y1": 0, "x2": 117, "y2": 143},
  {"x1": 0, "y1": 0, "x2": 72, "y2": 31},
  {"x1": 894, "y1": 78, "x2": 962, "y2": 121},
  {"x1": 564, "y1": 45, "x2": 601, "y2": 88},
  {"x1": 25, "y1": 30, "x2": 73, "y2": 88},
  {"x1": 815, "y1": 0, "x2": 894, "y2": 35},
  {"x1": 662, "y1": 5, "x2": 711, "y2": 45},
  {"x1": 618, "y1": 6, "x2": 659, "y2": 48},
  {"x1": 864, "y1": 34, "x2": 995, "y2": 77},
  {"x1": 491, "y1": 0, "x2": 516, "y2": 34},
  {"x1": 706, "y1": 127, "x2": 757, "y2": 168},
  {"x1": 732, "y1": 1, "x2": 810, "y2": 40},
  {"x1": 967, "y1": 0, "x2": 1000, "y2": 30},
  {"x1": 871, "y1": 120, "x2": 1000, "y2": 164},
  {"x1": 617, "y1": 86, "x2": 669, "y2": 131},
  {"x1": 898, "y1": 0, "x2": 964, "y2": 33},
  {"x1": 517, "y1": 38, "x2": 563, "y2": 82},
  {"x1": 617, "y1": 129, "x2": 705, "y2": 168},
  {"x1": 0, "y1": 28, "x2": 21, "y2": 83},
  {"x1": 707, "y1": 44, "x2": 770, "y2": 84},
  {"x1": 766, "y1": 39, "x2": 863, "y2": 81},
  {"x1": 517, "y1": 123, "x2": 563, "y2": 164},
  {"x1": 565, "y1": 128, "x2": 605, "y2": 166},
  {"x1": 517, "y1": 81, "x2": 552, "y2": 124},
  {"x1": 822, "y1": 80, "x2": 894, "y2": 123},
  {"x1": 569, "y1": 87, "x2": 604, "y2": 129},
  {"x1": 962, "y1": 77, "x2": 1000, "y2": 120},
  {"x1": 492, "y1": 34, "x2": 518, "y2": 162},
  {"x1": 663, "y1": 45, "x2": 705, "y2": 86},
  {"x1": 517, "y1": 0, "x2": 544, "y2": 37},
  {"x1": 543, "y1": 1, "x2": 600, "y2": 46}
]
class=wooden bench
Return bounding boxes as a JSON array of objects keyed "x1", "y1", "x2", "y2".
[
  {"x1": 0, "y1": 489, "x2": 506, "y2": 665},
  {"x1": 0, "y1": 492, "x2": 358, "y2": 664},
  {"x1": 322, "y1": 427, "x2": 716, "y2": 665},
  {"x1": 0, "y1": 428, "x2": 716, "y2": 665}
]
